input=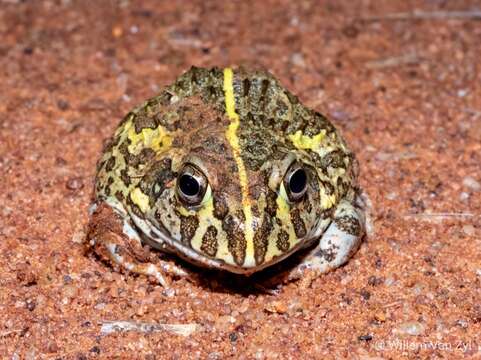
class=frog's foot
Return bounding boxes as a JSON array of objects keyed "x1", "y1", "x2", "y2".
[
  {"x1": 86, "y1": 202, "x2": 188, "y2": 287},
  {"x1": 288, "y1": 193, "x2": 366, "y2": 284}
]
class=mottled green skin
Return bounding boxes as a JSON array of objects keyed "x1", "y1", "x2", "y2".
[{"x1": 92, "y1": 67, "x2": 360, "y2": 274}]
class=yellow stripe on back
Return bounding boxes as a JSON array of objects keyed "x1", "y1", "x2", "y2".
[{"x1": 223, "y1": 68, "x2": 255, "y2": 267}]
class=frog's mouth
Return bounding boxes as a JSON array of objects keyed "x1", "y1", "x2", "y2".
[{"x1": 128, "y1": 210, "x2": 330, "y2": 275}]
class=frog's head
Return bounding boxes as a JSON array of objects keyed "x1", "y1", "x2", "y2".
[
  {"x1": 141, "y1": 125, "x2": 329, "y2": 274},
  {"x1": 134, "y1": 124, "x2": 350, "y2": 273}
]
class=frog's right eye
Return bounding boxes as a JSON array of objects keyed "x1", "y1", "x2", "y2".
[{"x1": 176, "y1": 164, "x2": 207, "y2": 206}]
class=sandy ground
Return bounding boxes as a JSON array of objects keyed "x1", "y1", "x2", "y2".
[{"x1": 0, "y1": 0, "x2": 480, "y2": 359}]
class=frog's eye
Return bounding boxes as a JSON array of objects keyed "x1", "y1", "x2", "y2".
[
  {"x1": 284, "y1": 162, "x2": 308, "y2": 202},
  {"x1": 176, "y1": 164, "x2": 208, "y2": 205}
]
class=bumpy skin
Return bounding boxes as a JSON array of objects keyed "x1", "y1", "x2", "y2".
[{"x1": 86, "y1": 67, "x2": 365, "y2": 285}]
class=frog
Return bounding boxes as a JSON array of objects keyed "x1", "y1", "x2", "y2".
[{"x1": 86, "y1": 66, "x2": 365, "y2": 287}]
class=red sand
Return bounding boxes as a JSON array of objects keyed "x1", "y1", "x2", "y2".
[{"x1": 0, "y1": 1, "x2": 479, "y2": 358}]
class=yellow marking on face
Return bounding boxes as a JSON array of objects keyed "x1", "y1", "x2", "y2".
[
  {"x1": 189, "y1": 191, "x2": 213, "y2": 251},
  {"x1": 130, "y1": 188, "x2": 150, "y2": 213},
  {"x1": 177, "y1": 206, "x2": 192, "y2": 217},
  {"x1": 289, "y1": 129, "x2": 341, "y2": 210},
  {"x1": 320, "y1": 187, "x2": 337, "y2": 210},
  {"x1": 189, "y1": 188, "x2": 234, "y2": 265},
  {"x1": 125, "y1": 118, "x2": 172, "y2": 154},
  {"x1": 223, "y1": 68, "x2": 255, "y2": 266},
  {"x1": 177, "y1": 186, "x2": 213, "y2": 218},
  {"x1": 275, "y1": 183, "x2": 297, "y2": 248},
  {"x1": 288, "y1": 130, "x2": 327, "y2": 151}
]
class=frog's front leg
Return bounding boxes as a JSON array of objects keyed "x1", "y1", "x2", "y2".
[
  {"x1": 86, "y1": 202, "x2": 188, "y2": 287},
  {"x1": 288, "y1": 193, "x2": 366, "y2": 282}
]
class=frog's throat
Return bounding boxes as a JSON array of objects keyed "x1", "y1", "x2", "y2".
[{"x1": 223, "y1": 68, "x2": 255, "y2": 267}]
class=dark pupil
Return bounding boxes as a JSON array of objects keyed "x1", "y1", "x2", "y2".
[
  {"x1": 289, "y1": 168, "x2": 307, "y2": 194},
  {"x1": 179, "y1": 174, "x2": 200, "y2": 197}
]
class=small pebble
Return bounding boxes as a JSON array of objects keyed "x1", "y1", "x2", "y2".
[
  {"x1": 360, "y1": 289, "x2": 371, "y2": 301},
  {"x1": 23, "y1": 46, "x2": 34, "y2": 55},
  {"x1": 215, "y1": 315, "x2": 236, "y2": 331},
  {"x1": 329, "y1": 109, "x2": 352, "y2": 124},
  {"x1": 76, "y1": 353, "x2": 87, "y2": 360},
  {"x1": 94, "y1": 302, "x2": 106, "y2": 310},
  {"x1": 71, "y1": 229, "x2": 85, "y2": 244},
  {"x1": 462, "y1": 224, "x2": 475, "y2": 236},
  {"x1": 462, "y1": 176, "x2": 480, "y2": 191},
  {"x1": 368, "y1": 276, "x2": 383, "y2": 286},
  {"x1": 340, "y1": 274, "x2": 352, "y2": 285},
  {"x1": 342, "y1": 24, "x2": 359, "y2": 38},
  {"x1": 208, "y1": 352, "x2": 222, "y2": 360},
  {"x1": 66, "y1": 177, "x2": 84, "y2": 191},
  {"x1": 26, "y1": 298, "x2": 36, "y2": 311},
  {"x1": 290, "y1": 53, "x2": 306, "y2": 67},
  {"x1": 265, "y1": 301, "x2": 288, "y2": 314},
  {"x1": 455, "y1": 319, "x2": 468, "y2": 328},
  {"x1": 90, "y1": 346, "x2": 101, "y2": 354},
  {"x1": 57, "y1": 99, "x2": 70, "y2": 111},
  {"x1": 412, "y1": 283, "x2": 426, "y2": 296},
  {"x1": 286, "y1": 299, "x2": 303, "y2": 314},
  {"x1": 47, "y1": 342, "x2": 59, "y2": 353},
  {"x1": 112, "y1": 26, "x2": 123, "y2": 38},
  {"x1": 162, "y1": 287, "x2": 176, "y2": 297},
  {"x1": 358, "y1": 334, "x2": 373, "y2": 341},
  {"x1": 374, "y1": 311, "x2": 386, "y2": 323},
  {"x1": 386, "y1": 191, "x2": 398, "y2": 200},
  {"x1": 384, "y1": 277, "x2": 396, "y2": 286},
  {"x1": 393, "y1": 321, "x2": 425, "y2": 336},
  {"x1": 229, "y1": 332, "x2": 238, "y2": 342},
  {"x1": 63, "y1": 285, "x2": 78, "y2": 299}
]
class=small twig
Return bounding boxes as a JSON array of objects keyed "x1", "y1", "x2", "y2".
[
  {"x1": 362, "y1": 10, "x2": 481, "y2": 22},
  {"x1": 383, "y1": 300, "x2": 405, "y2": 308},
  {"x1": 404, "y1": 212, "x2": 475, "y2": 217},
  {"x1": 403, "y1": 212, "x2": 477, "y2": 222},
  {"x1": 464, "y1": 108, "x2": 481, "y2": 118},
  {"x1": 0, "y1": 329, "x2": 22, "y2": 337},
  {"x1": 366, "y1": 53, "x2": 420, "y2": 69},
  {"x1": 100, "y1": 320, "x2": 199, "y2": 337}
]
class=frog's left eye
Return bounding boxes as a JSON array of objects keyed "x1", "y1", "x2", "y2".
[
  {"x1": 176, "y1": 164, "x2": 207, "y2": 206},
  {"x1": 284, "y1": 162, "x2": 308, "y2": 202}
]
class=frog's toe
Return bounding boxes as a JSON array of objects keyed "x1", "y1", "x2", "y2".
[
  {"x1": 103, "y1": 242, "x2": 170, "y2": 287},
  {"x1": 288, "y1": 195, "x2": 365, "y2": 281},
  {"x1": 86, "y1": 201, "x2": 188, "y2": 287}
]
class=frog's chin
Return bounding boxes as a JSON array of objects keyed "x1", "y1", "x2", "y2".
[{"x1": 128, "y1": 210, "x2": 331, "y2": 275}]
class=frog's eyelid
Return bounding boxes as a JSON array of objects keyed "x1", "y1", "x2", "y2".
[
  {"x1": 180, "y1": 155, "x2": 212, "y2": 180},
  {"x1": 267, "y1": 153, "x2": 298, "y2": 191},
  {"x1": 176, "y1": 165, "x2": 208, "y2": 205}
]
